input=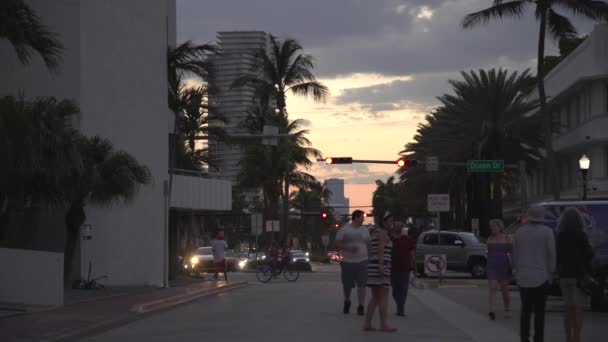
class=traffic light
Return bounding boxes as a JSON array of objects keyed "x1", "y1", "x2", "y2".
[
  {"x1": 335, "y1": 223, "x2": 340, "y2": 228},
  {"x1": 324, "y1": 157, "x2": 353, "y2": 164},
  {"x1": 396, "y1": 158, "x2": 418, "y2": 167},
  {"x1": 321, "y1": 211, "x2": 328, "y2": 219}
]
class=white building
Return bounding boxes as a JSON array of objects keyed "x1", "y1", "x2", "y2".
[
  {"x1": 527, "y1": 24, "x2": 608, "y2": 201},
  {"x1": 0, "y1": 0, "x2": 231, "y2": 305},
  {"x1": 324, "y1": 179, "x2": 350, "y2": 220},
  {"x1": 209, "y1": 31, "x2": 269, "y2": 184}
]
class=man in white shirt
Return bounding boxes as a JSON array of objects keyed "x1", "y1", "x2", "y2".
[
  {"x1": 334, "y1": 210, "x2": 371, "y2": 315},
  {"x1": 211, "y1": 232, "x2": 229, "y2": 281},
  {"x1": 513, "y1": 205, "x2": 556, "y2": 342}
]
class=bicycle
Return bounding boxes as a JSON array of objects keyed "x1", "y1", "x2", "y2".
[{"x1": 256, "y1": 261, "x2": 299, "y2": 283}]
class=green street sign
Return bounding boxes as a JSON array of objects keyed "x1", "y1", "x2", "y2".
[{"x1": 467, "y1": 160, "x2": 504, "y2": 172}]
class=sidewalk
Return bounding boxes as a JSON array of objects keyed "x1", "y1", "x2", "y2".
[{"x1": 0, "y1": 279, "x2": 247, "y2": 342}]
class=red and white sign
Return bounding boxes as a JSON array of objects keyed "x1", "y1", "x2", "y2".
[
  {"x1": 427, "y1": 194, "x2": 450, "y2": 212},
  {"x1": 424, "y1": 254, "x2": 446, "y2": 275}
]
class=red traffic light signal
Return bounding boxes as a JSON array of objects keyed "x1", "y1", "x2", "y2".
[
  {"x1": 335, "y1": 223, "x2": 340, "y2": 228},
  {"x1": 324, "y1": 157, "x2": 353, "y2": 164},
  {"x1": 396, "y1": 158, "x2": 418, "y2": 167},
  {"x1": 321, "y1": 211, "x2": 328, "y2": 219}
]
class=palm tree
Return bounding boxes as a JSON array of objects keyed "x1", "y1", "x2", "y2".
[
  {"x1": 166, "y1": 41, "x2": 217, "y2": 208},
  {"x1": 232, "y1": 35, "x2": 328, "y2": 239},
  {"x1": 372, "y1": 177, "x2": 405, "y2": 221},
  {"x1": 289, "y1": 181, "x2": 332, "y2": 252},
  {"x1": 462, "y1": 0, "x2": 608, "y2": 200},
  {"x1": 176, "y1": 85, "x2": 227, "y2": 171},
  {"x1": 237, "y1": 104, "x2": 321, "y2": 242},
  {"x1": 0, "y1": 95, "x2": 80, "y2": 246},
  {"x1": 0, "y1": 0, "x2": 63, "y2": 71},
  {"x1": 398, "y1": 69, "x2": 542, "y2": 235},
  {"x1": 63, "y1": 136, "x2": 150, "y2": 284}
]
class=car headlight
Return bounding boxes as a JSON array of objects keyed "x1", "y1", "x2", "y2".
[
  {"x1": 306, "y1": 258, "x2": 310, "y2": 262},
  {"x1": 292, "y1": 258, "x2": 297, "y2": 262},
  {"x1": 261, "y1": 255, "x2": 266, "y2": 260},
  {"x1": 184, "y1": 264, "x2": 188, "y2": 269},
  {"x1": 190, "y1": 256, "x2": 199, "y2": 265},
  {"x1": 238, "y1": 260, "x2": 246, "y2": 269},
  {"x1": 305, "y1": 252, "x2": 309, "y2": 256}
]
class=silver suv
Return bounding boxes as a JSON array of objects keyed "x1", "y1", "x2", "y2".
[{"x1": 415, "y1": 230, "x2": 487, "y2": 278}]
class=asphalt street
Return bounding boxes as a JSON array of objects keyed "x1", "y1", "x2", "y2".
[{"x1": 81, "y1": 264, "x2": 607, "y2": 342}]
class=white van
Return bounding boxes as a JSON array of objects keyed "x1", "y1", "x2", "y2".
[{"x1": 532, "y1": 201, "x2": 608, "y2": 311}]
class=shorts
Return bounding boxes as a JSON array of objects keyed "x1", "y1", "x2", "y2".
[
  {"x1": 340, "y1": 261, "x2": 368, "y2": 290},
  {"x1": 214, "y1": 261, "x2": 226, "y2": 273},
  {"x1": 560, "y1": 278, "x2": 587, "y2": 306}
]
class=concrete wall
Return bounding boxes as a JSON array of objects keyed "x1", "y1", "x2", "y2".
[
  {"x1": 0, "y1": 248, "x2": 63, "y2": 307},
  {"x1": 77, "y1": 0, "x2": 172, "y2": 287},
  {"x1": 0, "y1": 1, "x2": 174, "y2": 287}
]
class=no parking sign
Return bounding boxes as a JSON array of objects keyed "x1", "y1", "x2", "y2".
[{"x1": 424, "y1": 254, "x2": 446, "y2": 276}]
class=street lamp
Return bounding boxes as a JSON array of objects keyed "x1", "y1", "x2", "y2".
[{"x1": 579, "y1": 154, "x2": 590, "y2": 200}]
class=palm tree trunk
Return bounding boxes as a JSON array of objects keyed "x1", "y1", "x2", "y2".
[
  {"x1": 538, "y1": 9, "x2": 560, "y2": 200},
  {"x1": 64, "y1": 200, "x2": 86, "y2": 286}
]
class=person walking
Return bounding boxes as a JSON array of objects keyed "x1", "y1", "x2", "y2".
[
  {"x1": 513, "y1": 205, "x2": 556, "y2": 342},
  {"x1": 390, "y1": 223, "x2": 415, "y2": 317},
  {"x1": 363, "y1": 212, "x2": 397, "y2": 332},
  {"x1": 486, "y1": 218, "x2": 513, "y2": 320},
  {"x1": 334, "y1": 210, "x2": 370, "y2": 315},
  {"x1": 211, "y1": 232, "x2": 229, "y2": 281},
  {"x1": 556, "y1": 208, "x2": 594, "y2": 342}
]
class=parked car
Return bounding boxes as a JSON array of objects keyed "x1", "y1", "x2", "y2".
[
  {"x1": 183, "y1": 246, "x2": 215, "y2": 276},
  {"x1": 415, "y1": 230, "x2": 487, "y2": 278},
  {"x1": 327, "y1": 250, "x2": 342, "y2": 262},
  {"x1": 531, "y1": 201, "x2": 608, "y2": 311}
]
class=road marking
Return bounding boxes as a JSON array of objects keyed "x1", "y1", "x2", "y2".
[{"x1": 411, "y1": 288, "x2": 519, "y2": 342}]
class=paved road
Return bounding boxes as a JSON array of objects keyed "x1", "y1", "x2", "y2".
[{"x1": 82, "y1": 264, "x2": 607, "y2": 342}]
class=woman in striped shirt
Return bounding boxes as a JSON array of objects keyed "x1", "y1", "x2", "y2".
[{"x1": 363, "y1": 212, "x2": 397, "y2": 332}]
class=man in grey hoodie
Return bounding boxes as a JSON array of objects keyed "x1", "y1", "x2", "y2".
[{"x1": 513, "y1": 205, "x2": 556, "y2": 342}]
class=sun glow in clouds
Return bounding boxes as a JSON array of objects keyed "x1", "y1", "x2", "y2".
[{"x1": 416, "y1": 6, "x2": 434, "y2": 20}]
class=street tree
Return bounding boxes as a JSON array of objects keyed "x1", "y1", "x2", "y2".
[
  {"x1": 398, "y1": 69, "x2": 542, "y2": 235},
  {"x1": 0, "y1": 0, "x2": 63, "y2": 71},
  {"x1": 232, "y1": 35, "x2": 328, "y2": 240},
  {"x1": 64, "y1": 136, "x2": 150, "y2": 284},
  {"x1": 462, "y1": 0, "x2": 608, "y2": 200}
]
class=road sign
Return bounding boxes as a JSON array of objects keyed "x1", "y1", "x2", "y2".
[
  {"x1": 427, "y1": 194, "x2": 450, "y2": 212},
  {"x1": 424, "y1": 254, "x2": 447, "y2": 275},
  {"x1": 265, "y1": 220, "x2": 280, "y2": 232},
  {"x1": 251, "y1": 213, "x2": 263, "y2": 235},
  {"x1": 467, "y1": 160, "x2": 504, "y2": 172},
  {"x1": 426, "y1": 156, "x2": 439, "y2": 172}
]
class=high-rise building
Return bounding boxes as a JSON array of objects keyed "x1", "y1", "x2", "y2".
[
  {"x1": 209, "y1": 31, "x2": 269, "y2": 184},
  {"x1": 324, "y1": 179, "x2": 350, "y2": 220}
]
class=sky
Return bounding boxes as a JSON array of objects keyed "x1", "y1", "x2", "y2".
[{"x1": 177, "y1": 0, "x2": 597, "y2": 210}]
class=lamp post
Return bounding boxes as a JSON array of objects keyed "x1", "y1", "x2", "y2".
[{"x1": 579, "y1": 155, "x2": 590, "y2": 200}]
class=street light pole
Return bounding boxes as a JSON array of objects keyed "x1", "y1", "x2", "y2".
[{"x1": 579, "y1": 155, "x2": 590, "y2": 201}]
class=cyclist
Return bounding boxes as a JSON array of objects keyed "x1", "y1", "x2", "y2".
[{"x1": 267, "y1": 241, "x2": 280, "y2": 274}]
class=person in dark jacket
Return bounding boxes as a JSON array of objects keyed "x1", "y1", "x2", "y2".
[
  {"x1": 556, "y1": 207, "x2": 594, "y2": 342},
  {"x1": 390, "y1": 225, "x2": 415, "y2": 316}
]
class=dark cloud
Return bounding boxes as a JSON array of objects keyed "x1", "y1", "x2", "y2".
[{"x1": 179, "y1": 0, "x2": 595, "y2": 78}]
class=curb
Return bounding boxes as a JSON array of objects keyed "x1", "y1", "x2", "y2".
[
  {"x1": 43, "y1": 282, "x2": 248, "y2": 342},
  {"x1": 131, "y1": 281, "x2": 248, "y2": 313}
]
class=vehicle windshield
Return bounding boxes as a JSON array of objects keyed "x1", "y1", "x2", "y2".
[{"x1": 196, "y1": 247, "x2": 213, "y2": 255}]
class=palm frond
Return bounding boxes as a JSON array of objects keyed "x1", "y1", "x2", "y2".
[
  {"x1": 554, "y1": 0, "x2": 608, "y2": 20},
  {"x1": 0, "y1": 0, "x2": 64, "y2": 71},
  {"x1": 462, "y1": 1, "x2": 528, "y2": 28},
  {"x1": 547, "y1": 9, "x2": 578, "y2": 40},
  {"x1": 288, "y1": 82, "x2": 329, "y2": 102}
]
